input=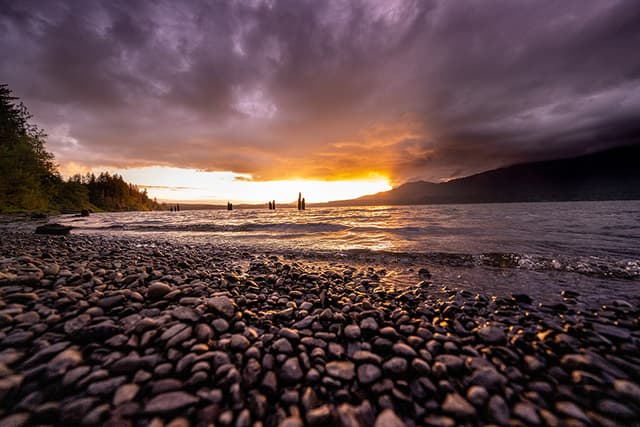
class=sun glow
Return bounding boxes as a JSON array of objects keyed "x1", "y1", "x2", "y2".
[{"x1": 104, "y1": 166, "x2": 391, "y2": 204}]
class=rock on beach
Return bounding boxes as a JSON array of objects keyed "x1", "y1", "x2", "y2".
[{"x1": 0, "y1": 231, "x2": 638, "y2": 427}]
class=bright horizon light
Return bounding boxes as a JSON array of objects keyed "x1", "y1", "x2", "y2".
[{"x1": 91, "y1": 166, "x2": 391, "y2": 204}]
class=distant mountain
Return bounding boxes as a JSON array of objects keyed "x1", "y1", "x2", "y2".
[{"x1": 330, "y1": 144, "x2": 640, "y2": 206}]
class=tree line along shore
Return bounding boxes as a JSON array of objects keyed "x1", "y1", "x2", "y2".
[{"x1": 0, "y1": 84, "x2": 159, "y2": 214}]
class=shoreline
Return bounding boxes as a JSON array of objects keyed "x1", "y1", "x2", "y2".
[{"x1": 1, "y1": 232, "x2": 639, "y2": 426}]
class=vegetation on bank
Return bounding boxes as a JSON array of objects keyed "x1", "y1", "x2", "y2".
[{"x1": 0, "y1": 84, "x2": 159, "y2": 213}]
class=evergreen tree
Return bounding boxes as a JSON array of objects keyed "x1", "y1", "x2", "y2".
[{"x1": 0, "y1": 83, "x2": 160, "y2": 213}]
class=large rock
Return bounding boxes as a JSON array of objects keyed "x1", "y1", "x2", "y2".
[
  {"x1": 147, "y1": 282, "x2": 172, "y2": 299},
  {"x1": 207, "y1": 296, "x2": 235, "y2": 318},
  {"x1": 35, "y1": 223, "x2": 72, "y2": 235}
]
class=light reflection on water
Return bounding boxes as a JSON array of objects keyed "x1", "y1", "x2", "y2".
[
  {"x1": 46, "y1": 200, "x2": 640, "y2": 301},
  {"x1": 60, "y1": 201, "x2": 640, "y2": 259}
]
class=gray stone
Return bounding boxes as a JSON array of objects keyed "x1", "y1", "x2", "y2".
[
  {"x1": 393, "y1": 342, "x2": 417, "y2": 358},
  {"x1": 166, "y1": 326, "x2": 192, "y2": 348},
  {"x1": 374, "y1": 408, "x2": 406, "y2": 427},
  {"x1": 513, "y1": 402, "x2": 540, "y2": 425},
  {"x1": 87, "y1": 376, "x2": 127, "y2": 395},
  {"x1": 243, "y1": 358, "x2": 262, "y2": 385},
  {"x1": 383, "y1": 357, "x2": 407, "y2": 374},
  {"x1": 280, "y1": 357, "x2": 303, "y2": 382},
  {"x1": 442, "y1": 393, "x2": 476, "y2": 418},
  {"x1": 477, "y1": 325, "x2": 506, "y2": 344},
  {"x1": 145, "y1": 391, "x2": 199, "y2": 413},
  {"x1": 0, "y1": 413, "x2": 31, "y2": 427},
  {"x1": 469, "y1": 367, "x2": 507, "y2": 392},
  {"x1": 435, "y1": 355, "x2": 464, "y2": 372},
  {"x1": 148, "y1": 282, "x2": 172, "y2": 299},
  {"x1": 357, "y1": 363, "x2": 381, "y2": 385},
  {"x1": 597, "y1": 399, "x2": 636, "y2": 419},
  {"x1": 279, "y1": 328, "x2": 299, "y2": 341},
  {"x1": 207, "y1": 296, "x2": 235, "y2": 318},
  {"x1": 211, "y1": 318, "x2": 229, "y2": 332},
  {"x1": 272, "y1": 338, "x2": 293, "y2": 354},
  {"x1": 466, "y1": 385, "x2": 489, "y2": 406},
  {"x1": 360, "y1": 317, "x2": 379, "y2": 332},
  {"x1": 488, "y1": 395, "x2": 510, "y2": 426},
  {"x1": 423, "y1": 415, "x2": 455, "y2": 427},
  {"x1": 352, "y1": 351, "x2": 383, "y2": 365},
  {"x1": 98, "y1": 295, "x2": 124, "y2": 309},
  {"x1": 555, "y1": 401, "x2": 589, "y2": 423},
  {"x1": 326, "y1": 361, "x2": 355, "y2": 381},
  {"x1": 344, "y1": 325, "x2": 361, "y2": 340},
  {"x1": 47, "y1": 348, "x2": 83, "y2": 377},
  {"x1": 593, "y1": 323, "x2": 631, "y2": 340},
  {"x1": 160, "y1": 323, "x2": 188, "y2": 341},
  {"x1": 306, "y1": 404, "x2": 332, "y2": 426},
  {"x1": 614, "y1": 379, "x2": 640, "y2": 405},
  {"x1": 113, "y1": 383, "x2": 139, "y2": 405},
  {"x1": 172, "y1": 307, "x2": 199, "y2": 322}
]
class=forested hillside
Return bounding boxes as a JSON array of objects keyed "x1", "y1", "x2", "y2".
[{"x1": 0, "y1": 84, "x2": 159, "y2": 212}]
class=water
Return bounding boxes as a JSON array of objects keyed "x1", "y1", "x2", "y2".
[{"x1": 32, "y1": 200, "x2": 640, "y2": 301}]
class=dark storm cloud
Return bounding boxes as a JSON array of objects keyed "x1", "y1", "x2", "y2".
[{"x1": 1, "y1": 0, "x2": 639, "y2": 182}]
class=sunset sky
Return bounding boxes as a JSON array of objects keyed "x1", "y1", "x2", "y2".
[{"x1": 1, "y1": 1, "x2": 639, "y2": 203}]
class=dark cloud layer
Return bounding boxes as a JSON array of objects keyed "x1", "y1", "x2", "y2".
[{"x1": 2, "y1": 0, "x2": 639, "y2": 183}]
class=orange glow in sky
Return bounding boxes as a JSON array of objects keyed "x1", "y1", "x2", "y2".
[{"x1": 105, "y1": 166, "x2": 391, "y2": 204}]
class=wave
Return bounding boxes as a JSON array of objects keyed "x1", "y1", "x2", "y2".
[
  {"x1": 316, "y1": 249, "x2": 640, "y2": 281},
  {"x1": 79, "y1": 221, "x2": 352, "y2": 233}
]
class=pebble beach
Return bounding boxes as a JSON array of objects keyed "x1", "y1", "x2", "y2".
[{"x1": 1, "y1": 231, "x2": 639, "y2": 427}]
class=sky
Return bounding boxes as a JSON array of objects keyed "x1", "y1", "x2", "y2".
[{"x1": 1, "y1": 0, "x2": 639, "y2": 203}]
